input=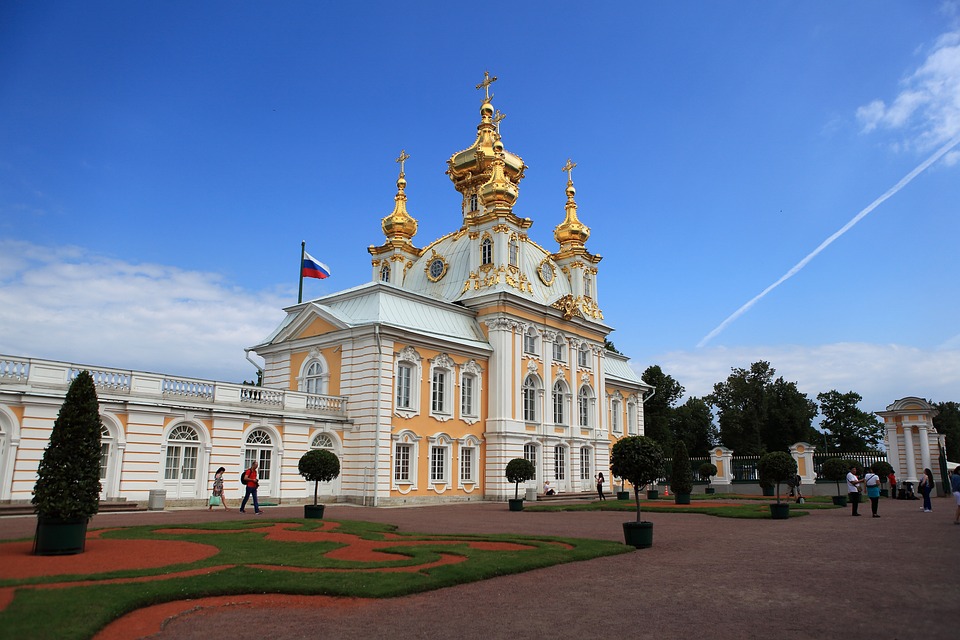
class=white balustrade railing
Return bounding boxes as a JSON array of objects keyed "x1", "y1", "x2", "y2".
[
  {"x1": 240, "y1": 387, "x2": 284, "y2": 406},
  {"x1": 307, "y1": 394, "x2": 347, "y2": 413},
  {"x1": 0, "y1": 358, "x2": 29, "y2": 381},
  {"x1": 69, "y1": 367, "x2": 132, "y2": 392},
  {"x1": 163, "y1": 377, "x2": 215, "y2": 400}
]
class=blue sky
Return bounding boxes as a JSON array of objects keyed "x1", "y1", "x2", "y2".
[{"x1": 2, "y1": 1, "x2": 959, "y2": 418}]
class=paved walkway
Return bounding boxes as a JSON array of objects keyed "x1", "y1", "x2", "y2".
[{"x1": 1, "y1": 495, "x2": 956, "y2": 639}]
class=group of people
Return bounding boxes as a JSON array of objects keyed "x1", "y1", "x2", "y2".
[
  {"x1": 846, "y1": 463, "x2": 960, "y2": 521},
  {"x1": 206, "y1": 462, "x2": 264, "y2": 514},
  {"x1": 542, "y1": 472, "x2": 608, "y2": 500}
]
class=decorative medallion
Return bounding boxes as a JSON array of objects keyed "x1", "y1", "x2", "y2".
[
  {"x1": 426, "y1": 255, "x2": 448, "y2": 282},
  {"x1": 538, "y1": 259, "x2": 556, "y2": 286}
]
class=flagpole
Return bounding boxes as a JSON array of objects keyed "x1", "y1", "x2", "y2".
[{"x1": 298, "y1": 241, "x2": 305, "y2": 304}]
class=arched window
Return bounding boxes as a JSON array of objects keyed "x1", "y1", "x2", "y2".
[
  {"x1": 394, "y1": 346, "x2": 422, "y2": 418},
  {"x1": 163, "y1": 424, "x2": 201, "y2": 499},
  {"x1": 553, "y1": 380, "x2": 567, "y2": 425},
  {"x1": 610, "y1": 396, "x2": 622, "y2": 434},
  {"x1": 380, "y1": 263, "x2": 391, "y2": 282},
  {"x1": 311, "y1": 433, "x2": 334, "y2": 450},
  {"x1": 523, "y1": 326, "x2": 539, "y2": 355},
  {"x1": 469, "y1": 193, "x2": 478, "y2": 212},
  {"x1": 578, "y1": 344, "x2": 590, "y2": 369},
  {"x1": 553, "y1": 335, "x2": 566, "y2": 362},
  {"x1": 460, "y1": 361, "x2": 481, "y2": 422},
  {"x1": 481, "y1": 237, "x2": 493, "y2": 265},
  {"x1": 99, "y1": 424, "x2": 112, "y2": 481},
  {"x1": 429, "y1": 353, "x2": 455, "y2": 421},
  {"x1": 578, "y1": 386, "x2": 592, "y2": 428},
  {"x1": 303, "y1": 360, "x2": 325, "y2": 395},
  {"x1": 583, "y1": 272, "x2": 593, "y2": 298},
  {"x1": 522, "y1": 375, "x2": 539, "y2": 422},
  {"x1": 244, "y1": 429, "x2": 273, "y2": 482}
]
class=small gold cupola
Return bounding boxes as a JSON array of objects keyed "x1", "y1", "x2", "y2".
[
  {"x1": 479, "y1": 139, "x2": 519, "y2": 213},
  {"x1": 380, "y1": 149, "x2": 418, "y2": 241},
  {"x1": 554, "y1": 158, "x2": 590, "y2": 248}
]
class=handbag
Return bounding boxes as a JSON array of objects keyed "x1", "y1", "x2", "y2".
[{"x1": 209, "y1": 496, "x2": 222, "y2": 506}]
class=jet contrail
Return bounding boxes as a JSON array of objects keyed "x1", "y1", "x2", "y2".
[{"x1": 698, "y1": 133, "x2": 960, "y2": 348}]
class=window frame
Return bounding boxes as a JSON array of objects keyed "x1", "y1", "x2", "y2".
[
  {"x1": 428, "y1": 354, "x2": 456, "y2": 422},
  {"x1": 394, "y1": 347, "x2": 422, "y2": 419},
  {"x1": 522, "y1": 375, "x2": 539, "y2": 423},
  {"x1": 524, "y1": 443, "x2": 538, "y2": 480},
  {"x1": 552, "y1": 380, "x2": 567, "y2": 425}
]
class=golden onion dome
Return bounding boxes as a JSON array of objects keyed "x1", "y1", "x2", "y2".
[
  {"x1": 381, "y1": 151, "x2": 418, "y2": 241},
  {"x1": 446, "y1": 98, "x2": 526, "y2": 196},
  {"x1": 479, "y1": 149, "x2": 519, "y2": 209},
  {"x1": 554, "y1": 159, "x2": 590, "y2": 246}
]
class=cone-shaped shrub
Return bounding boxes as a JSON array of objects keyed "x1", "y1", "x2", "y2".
[
  {"x1": 32, "y1": 371, "x2": 103, "y2": 520},
  {"x1": 670, "y1": 440, "x2": 694, "y2": 495}
]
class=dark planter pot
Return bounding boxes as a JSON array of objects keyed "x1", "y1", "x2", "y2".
[
  {"x1": 304, "y1": 504, "x2": 325, "y2": 519},
  {"x1": 831, "y1": 495, "x2": 848, "y2": 506},
  {"x1": 616, "y1": 491, "x2": 630, "y2": 500},
  {"x1": 646, "y1": 490, "x2": 659, "y2": 500},
  {"x1": 769, "y1": 503, "x2": 790, "y2": 519},
  {"x1": 33, "y1": 516, "x2": 88, "y2": 556},
  {"x1": 762, "y1": 486, "x2": 775, "y2": 497},
  {"x1": 622, "y1": 521, "x2": 654, "y2": 548},
  {"x1": 705, "y1": 487, "x2": 715, "y2": 494},
  {"x1": 508, "y1": 499, "x2": 524, "y2": 512},
  {"x1": 674, "y1": 493, "x2": 691, "y2": 505}
]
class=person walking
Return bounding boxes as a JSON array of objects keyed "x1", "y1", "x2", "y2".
[
  {"x1": 888, "y1": 470, "x2": 897, "y2": 500},
  {"x1": 208, "y1": 466, "x2": 229, "y2": 511},
  {"x1": 950, "y1": 466, "x2": 960, "y2": 525},
  {"x1": 846, "y1": 464, "x2": 862, "y2": 516},
  {"x1": 596, "y1": 472, "x2": 606, "y2": 501},
  {"x1": 864, "y1": 466, "x2": 881, "y2": 517},
  {"x1": 918, "y1": 468, "x2": 934, "y2": 512},
  {"x1": 240, "y1": 460, "x2": 263, "y2": 514}
]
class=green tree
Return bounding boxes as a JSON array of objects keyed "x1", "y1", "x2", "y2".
[
  {"x1": 707, "y1": 361, "x2": 817, "y2": 455},
  {"x1": 669, "y1": 396, "x2": 716, "y2": 456},
  {"x1": 640, "y1": 365, "x2": 685, "y2": 450},
  {"x1": 32, "y1": 371, "x2": 103, "y2": 520},
  {"x1": 932, "y1": 401, "x2": 960, "y2": 462},
  {"x1": 817, "y1": 390, "x2": 884, "y2": 451}
]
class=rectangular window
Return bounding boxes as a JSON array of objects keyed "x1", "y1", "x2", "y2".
[
  {"x1": 395, "y1": 444, "x2": 411, "y2": 482},
  {"x1": 578, "y1": 346, "x2": 589, "y2": 368},
  {"x1": 611, "y1": 401, "x2": 621, "y2": 433},
  {"x1": 461, "y1": 375, "x2": 474, "y2": 416},
  {"x1": 432, "y1": 370, "x2": 446, "y2": 413},
  {"x1": 524, "y1": 333, "x2": 537, "y2": 355},
  {"x1": 580, "y1": 447, "x2": 591, "y2": 480},
  {"x1": 523, "y1": 386, "x2": 536, "y2": 422},
  {"x1": 164, "y1": 446, "x2": 181, "y2": 480},
  {"x1": 460, "y1": 447, "x2": 474, "y2": 482},
  {"x1": 553, "y1": 341, "x2": 564, "y2": 362},
  {"x1": 579, "y1": 396, "x2": 589, "y2": 428},
  {"x1": 554, "y1": 446, "x2": 566, "y2": 481},
  {"x1": 396, "y1": 364, "x2": 412, "y2": 409},
  {"x1": 100, "y1": 443, "x2": 110, "y2": 480},
  {"x1": 431, "y1": 446, "x2": 446, "y2": 482},
  {"x1": 257, "y1": 450, "x2": 271, "y2": 481},
  {"x1": 524, "y1": 444, "x2": 537, "y2": 480},
  {"x1": 553, "y1": 388, "x2": 564, "y2": 424}
]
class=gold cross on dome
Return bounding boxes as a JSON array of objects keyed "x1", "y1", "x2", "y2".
[
  {"x1": 476, "y1": 70, "x2": 498, "y2": 100},
  {"x1": 493, "y1": 110, "x2": 505, "y2": 133},
  {"x1": 562, "y1": 158, "x2": 577, "y2": 181},
  {"x1": 395, "y1": 149, "x2": 410, "y2": 174}
]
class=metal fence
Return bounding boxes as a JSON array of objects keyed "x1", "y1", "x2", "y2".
[{"x1": 812, "y1": 451, "x2": 887, "y2": 480}]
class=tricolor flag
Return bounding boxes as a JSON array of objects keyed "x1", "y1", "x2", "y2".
[{"x1": 301, "y1": 252, "x2": 331, "y2": 280}]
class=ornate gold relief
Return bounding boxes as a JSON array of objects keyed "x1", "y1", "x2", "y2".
[
  {"x1": 551, "y1": 295, "x2": 604, "y2": 321},
  {"x1": 425, "y1": 251, "x2": 449, "y2": 282}
]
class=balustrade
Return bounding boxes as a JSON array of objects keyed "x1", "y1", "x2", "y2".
[{"x1": 0, "y1": 358, "x2": 29, "y2": 380}]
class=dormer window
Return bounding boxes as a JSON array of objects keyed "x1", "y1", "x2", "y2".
[
  {"x1": 469, "y1": 194, "x2": 478, "y2": 212},
  {"x1": 509, "y1": 237, "x2": 519, "y2": 267},
  {"x1": 380, "y1": 263, "x2": 390, "y2": 282},
  {"x1": 481, "y1": 237, "x2": 493, "y2": 266}
]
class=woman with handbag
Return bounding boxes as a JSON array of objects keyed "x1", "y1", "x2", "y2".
[
  {"x1": 209, "y1": 466, "x2": 229, "y2": 511},
  {"x1": 919, "y1": 468, "x2": 935, "y2": 512},
  {"x1": 864, "y1": 467, "x2": 881, "y2": 517}
]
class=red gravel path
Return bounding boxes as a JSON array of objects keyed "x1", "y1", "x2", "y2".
[{"x1": 0, "y1": 496, "x2": 957, "y2": 639}]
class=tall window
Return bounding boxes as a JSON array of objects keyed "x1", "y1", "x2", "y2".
[
  {"x1": 481, "y1": 237, "x2": 493, "y2": 265},
  {"x1": 304, "y1": 361, "x2": 324, "y2": 395},
  {"x1": 509, "y1": 237, "x2": 519, "y2": 267},
  {"x1": 578, "y1": 344, "x2": 590, "y2": 368},
  {"x1": 611, "y1": 398, "x2": 621, "y2": 433},
  {"x1": 460, "y1": 446, "x2": 474, "y2": 483},
  {"x1": 578, "y1": 387, "x2": 591, "y2": 428},
  {"x1": 164, "y1": 424, "x2": 199, "y2": 480},
  {"x1": 380, "y1": 263, "x2": 390, "y2": 282},
  {"x1": 524, "y1": 443, "x2": 537, "y2": 480},
  {"x1": 431, "y1": 446, "x2": 446, "y2": 482},
  {"x1": 554, "y1": 445, "x2": 566, "y2": 480},
  {"x1": 432, "y1": 369, "x2": 447, "y2": 413},
  {"x1": 244, "y1": 429, "x2": 273, "y2": 481},
  {"x1": 469, "y1": 193, "x2": 478, "y2": 211},
  {"x1": 396, "y1": 363, "x2": 412, "y2": 409},
  {"x1": 580, "y1": 447, "x2": 592, "y2": 480},
  {"x1": 583, "y1": 273, "x2": 593, "y2": 298},
  {"x1": 553, "y1": 335, "x2": 565, "y2": 362},
  {"x1": 553, "y1": 380, "x2": 566, "y2": 425},
  {"x1": 395, "y1": 443, "x2": 411, "y2": 481},
  {"x1": 627, "y1": 398, "x2": 638, "y2": 435},
  {"x1": 523, "y1": 327, "x2": 538, "y2": 355},
  {"x1": 461, "y1": 373, "x2": 476, "y2": 418},
  {"x1": 99, "y1": 424, "x2": 111, "y2": 480},
  {"x1": 522, "y1": 375, "x2": 538, "y2": 422}
]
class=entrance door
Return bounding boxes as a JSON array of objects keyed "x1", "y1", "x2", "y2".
[
  {"x1": 308, "y1": 432, "x2": 341, "y2": 498},
  {"x1": 244, "y1": 429, "x2": 275, "y2": 497},
  {"x1": 163, "y1": 425, "x2": 201, "y2": 499}
]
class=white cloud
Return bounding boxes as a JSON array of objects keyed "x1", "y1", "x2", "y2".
[
  {"x1": 857, "y1": 28, "x2": 960, "y2": 149},
  {"x1": 0, "y1": 240, "x2": 288, "y2": 382},
  {"x1": 636, "y1": 343, "x2": 960, "y2": 415}
]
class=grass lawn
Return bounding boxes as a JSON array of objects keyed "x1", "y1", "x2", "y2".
[{"x1": 0, "y1": 518, "x2": 631, "y2": 640}]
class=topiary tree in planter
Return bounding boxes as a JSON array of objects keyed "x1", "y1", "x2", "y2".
[
  {"x1": 821, "y1": 457, "x2": 855, "y2": 506},
  {"x1": 670, "y1": 441, "x2": 694, "y2": 504},
  {"x1": 610, "y1": 436, "x2": 664, "y2": 548},
  {"x1": 871, "y1": 460, "x2": 894, "y2": 496},
  {"x1": 758, "y1": 451, "x2": 797, "y2": 511},
  {"x1": 32, "y1": 371, "x2": 103, "y2": 555},
  {"x1": 505, "y1": 458, "x2": 535, "y2": 511},
  {"x1": 298, "y1": 449, "x2": 340, "y2": 518},
  {"x1": 699, "y1": 462, "x2": 718, "y2": 494}
]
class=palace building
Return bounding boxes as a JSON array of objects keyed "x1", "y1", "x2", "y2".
[{"x1": 0, "y1": 76, "x2": 653, "y2": 507}]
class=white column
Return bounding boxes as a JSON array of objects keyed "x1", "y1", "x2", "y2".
[
  {"x1": 886, "y1": 422, "x2": 901, "y2": 475},
  {"x1": 903, "y1": 428, "x2": 918, "y2": 483},
  {"x1": 918, "y1": 426, "x2": 931, "y2": 473},
  {"x1": 711, "y1": 446, "x2": 733, "y2": 486}
]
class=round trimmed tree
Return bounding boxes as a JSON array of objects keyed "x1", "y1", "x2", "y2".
[
  {"x1": 821, "y1": 457, "x2": 855, "y2": 497},
  {"x1": 699, "y1": 462, "x2": 718, "y2": 486},
  {"x1": 758, "y1": 451, "x2": 797, "y2": 504},
  {"x1": 298, "y1": 449, "x2": 340, "y2": 505},
  {"x1": 610, "y1": 436, "x2": 665, "y2": 523},
  {"x1": 505, "y1": 458, "x2": 535, "y2": 500}
]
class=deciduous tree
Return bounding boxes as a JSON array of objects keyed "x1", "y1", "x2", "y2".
[
  {"x1": 640, "y1": 365, "x2": 684, "y2": 450},
  {"x1": 932, "y1": 401, "x2": 960, "y2": 462},
  {"x1": 817, "y1": 390, "x2": 883, "y2": 451}
]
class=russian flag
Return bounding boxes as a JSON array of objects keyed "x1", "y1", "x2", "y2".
[{"x1": 301, "y1": 251, "x2": 331, "y2": 280}]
